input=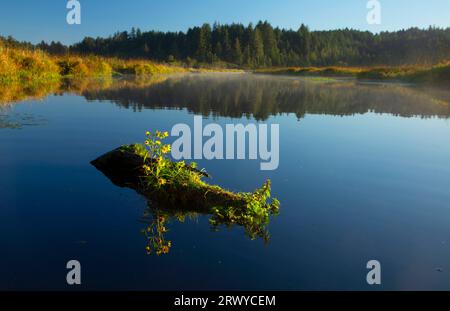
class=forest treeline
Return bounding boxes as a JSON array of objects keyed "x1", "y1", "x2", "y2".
[{"x1": 28, "y1": 22, "x2": 450, "y2": 67}]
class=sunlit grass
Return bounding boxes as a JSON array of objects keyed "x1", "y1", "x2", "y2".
[
  {"x1": 257, "y1": 62, "x2": 450, "y2": 85},
  {"x1": 256, "y1": 66, "x2": 365, "y2": 76},
  {"x1": 0, "y1": 45, "x2": 60, "y2": 84},
  {"x1": 0, "y1": 42, "x2": 190, "y2": 85}
]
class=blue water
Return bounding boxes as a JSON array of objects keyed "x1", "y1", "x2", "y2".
[{"x1": 1, "y1": 74, "x2": 450, "y2": 290}]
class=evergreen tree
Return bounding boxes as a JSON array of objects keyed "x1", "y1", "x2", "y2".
[
  {"x1": 258, "y1": 22, "x2": 280, "y2": 66},
  {"x1": 233, "y1": 38, "x2": 243, "y2": 65},
  {"x1": 196, "y1": 23, "x2": 212, "y2": 62},
  {"x1": 298, "y1": 24, "x2": 311, "y2": 65},
  {"x1": 251, "y1": 28, "x2": 265, "y2": 67},
  {"x1": 58, "y1": 22, "x2": 450, "y2": 68}
]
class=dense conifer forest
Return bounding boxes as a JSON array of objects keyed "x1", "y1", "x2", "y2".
[{"x1": 26, "y1": 22, "x2": 450, "y2": 67}]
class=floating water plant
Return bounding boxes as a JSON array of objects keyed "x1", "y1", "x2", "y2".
[{"x1": 91, "y1": 131, "x2": 280, "y2": 254}]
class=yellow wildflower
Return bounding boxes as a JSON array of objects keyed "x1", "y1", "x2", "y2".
[{"x1": 161, "y1": 145, "x2": 171, "y2": 154}]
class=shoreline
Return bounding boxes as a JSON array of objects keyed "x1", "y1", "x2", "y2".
[
  {"x1": 1, "y1": 41, "x2": 448, "y2": 87},
  {"x1": 254, "y1": 63, "x2": 450, "y2": 86}
]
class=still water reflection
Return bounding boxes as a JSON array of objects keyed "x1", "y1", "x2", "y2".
[{"x1": 1, "y1": 73, "x2": 450, "y2": 290}]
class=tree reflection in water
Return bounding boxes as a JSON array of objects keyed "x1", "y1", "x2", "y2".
[{"x1": 1, "y1": 74, "x2": 450, "y2": 121}]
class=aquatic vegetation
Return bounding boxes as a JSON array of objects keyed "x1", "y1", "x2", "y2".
[
  {"x1": 209, "y1": 179, "x2": 280, "y2": 242},
  {"x1": 0, "y1": 111, "x2": 47, "y2": 129},
  {"x1": 91, "y1": 131, "x2": 280, "y2": 254}
]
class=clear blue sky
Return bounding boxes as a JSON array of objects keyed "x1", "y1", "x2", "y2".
[{"x1": 0, "y1": 0, "x2": 449, "y2": 44}]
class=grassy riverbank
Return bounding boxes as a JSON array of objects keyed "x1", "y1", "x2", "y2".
[
  {"x1": 1, "y1": 41, "x2": 448, "y2": 88},
  {"x1": 357, "y1": 62, "x2": 450, "y2": 85},
  {"x1": 0, "y1": 46, "x2": 60, "y2": 83},
  {"x1": 0, "y1": 43, "x2": 190, "y2": 84},
  {"x1": 256, "y1": 62, "x2": 450, "y2": 85}
]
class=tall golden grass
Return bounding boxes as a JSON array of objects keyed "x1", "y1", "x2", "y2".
[
  {"x1": 358, "y1": 62, "x2": 450, "y2": 84},
  {"x1": 256, "y1": 66, "x2": 365, "y2": 76},
  {"x1": 0, "y1": 45, "x2": 60, "y2": 83},
  {"x1": 256, "y1": 63, "x2": 450, "y2": 85},
  {"x1": 0, "y1": 43, "x2": 188, "y2": 84}
]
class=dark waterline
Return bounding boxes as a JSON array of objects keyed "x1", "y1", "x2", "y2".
[{"x1": 1, "y1": 74, "x2": 450, "y2": 290}]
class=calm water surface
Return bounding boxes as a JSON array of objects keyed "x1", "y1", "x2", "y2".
[{"x1": 1, "y1": 73, "x2": 450, "y2": 290}]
